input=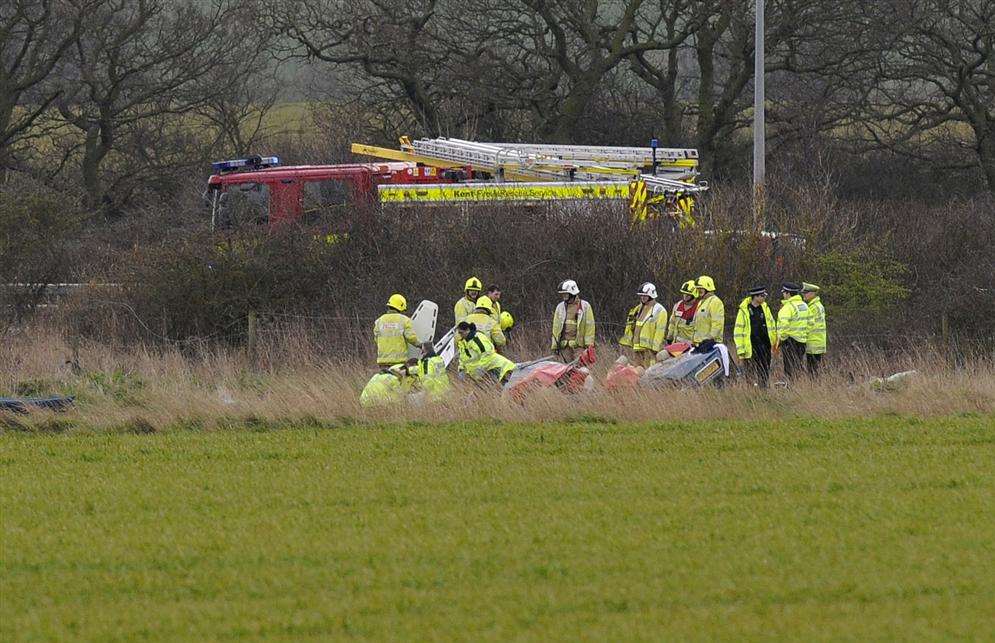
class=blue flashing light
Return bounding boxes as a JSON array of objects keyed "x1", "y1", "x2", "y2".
[{"x1": 211, "y1": 156, "x2": 280, "y2": 173}]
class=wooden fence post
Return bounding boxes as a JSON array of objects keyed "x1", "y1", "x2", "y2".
[{"x1": 246, "y1": 311, "x2": 258, "y2": 364}]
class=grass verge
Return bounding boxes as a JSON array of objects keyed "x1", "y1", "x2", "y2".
[{"x1": 2, "y1": 415, "x2": 993, "y2": 640}]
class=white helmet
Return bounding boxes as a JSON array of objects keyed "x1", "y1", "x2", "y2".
[
  {"x1": 558, "y1": 279, "x2": 580, "y2": 296},
  {"x1": 637, "y1": 282, "x2": 658, "y2": 299}
]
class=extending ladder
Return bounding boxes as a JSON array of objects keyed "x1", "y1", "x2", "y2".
[{"x1": 405, "y1": 137, "x2": 697, "y2": 181}]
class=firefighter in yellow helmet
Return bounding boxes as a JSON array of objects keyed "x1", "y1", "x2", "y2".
[
  {"x1": 456, "y1": 321, "x2": 516, "y2": 384},
  {"x1": 455, "y1": 276, "x2": 483, "y2": 325},
  {"x1": 551, "y1": 279, "x2": 595, "y2": 362},
  {"x1": 666, "y1": 279, "x2": 699, "y2": 344},
  {"x1": 777, "y1": 282, "x2": 809, "y2": 380},
  {"x1": 373, "y1": 293, "x2": 419, "y2": 366},
  {"x1": 802, "y1": 282, "x2": 827, "y2": 377},
  {"x1": 465, "y1": 295, "x2": 506, "y2": 351},
  {"x1": 359, "y1": 364, "x2": 407, "y2": 407},
  {"x1": 619, "y1": 282, "x2": 668, "y2": 367},
  {"x1": 691, "y1": 275, "x2": 724, "y2": 346}
]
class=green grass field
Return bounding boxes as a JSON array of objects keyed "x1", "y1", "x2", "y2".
[{"x1": 2, "y1": 415, "x2": 993, "y2": 640}]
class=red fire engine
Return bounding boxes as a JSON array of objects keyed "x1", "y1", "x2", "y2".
[{"x1": 206, "y1": 155, "x2": 470, "y2": 228}]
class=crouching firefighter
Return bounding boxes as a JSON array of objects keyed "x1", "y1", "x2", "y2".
[
  {"x1": 408, "y1": 342, "x2": 451, "y2": 402},
  {"x1": 359, "y1": 364, "x2": 408, "y2": 408},
  {"x1": 457, "y1": 321, "x2": 516, "y2": 384}
]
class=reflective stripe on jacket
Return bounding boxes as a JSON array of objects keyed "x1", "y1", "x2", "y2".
[
  {"x1": 733, "y1": 297, "x2": 776, "y2": 358},
  {"x1": 459, "y1": 332, "x2": 516, "y2": 381},
  {"x1": 619, "y1": 304, "x2": 640, "y2": 347},
  {"x1": 777, "y1": 295, "x2": 810, "y2": 343},
  {"x1": 621, "y1": 301, "x2": 667, "y2": 353},
  {"x1": 692, "y1": 294, "x2": 725, "y2": 345},
  {"x1": 551, "y1": 299, "x2": 595, "y2": 350},
  {"x1": 806, "y1": 297, "x2": 827, "y2": 354},
  {"x1": 466, "y1": 311, "x2": 506, "y2": 348},
  {"x1": 374, "y1": 312, "x2": 418, "y2": 365},
  {"x1": 666, "y1": 299, "x2": 697, "y2": 343},
  {"x1": 412, "y1": 355, "x2": 451, "y2": 400}
]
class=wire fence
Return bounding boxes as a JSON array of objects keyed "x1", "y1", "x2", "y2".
[{"x1": 21, "y1": 297, "x2": 981, "y2": 361}]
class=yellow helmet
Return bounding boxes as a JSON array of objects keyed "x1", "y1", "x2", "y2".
[
  {"x1": 680, "y1": 279, "x2": 698, "y2": 296},
  {"x1": 499, "y1": 310, "x2": 514, "y2": 330},
  {"x1": 464, "y1": 276, "x2": 483, "y2": 292},
  {"x1": 696, "y1": 275, "x2": 716, "y2": 292},
  {"x1": 474, "y1": 295, "x2": 495, "y2": 313},
  {"x1": 387, "y1": 293, "x2": 407, "y2": 312}
]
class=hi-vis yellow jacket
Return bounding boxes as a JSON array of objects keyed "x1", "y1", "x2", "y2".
[
  {"x1": 806, "y1": 296, "x2": 827, "y2": 354},
  {"x1": 551, "y1": 299, "x2": 596, "y2": 350},
  {"x1": 454, "y1": 296, "x2": 476, "y2": 324},
  {"x1": 466, "y1": 311, "x2": 506, "y2": 348},
  {"x1": 459, "y1": 331, "x2": 516, "y2": 381},
  {"x1": 692, "y1": 293, "x2": 725, "y2": 344},
  {"x1": 733, "y1": 297, "x2": 776, "y2": 358},
  {"x1": 373, "y1": 312, "x2": 418, "y2": 365},
  {"x1": 411, "y1": 355, "x2": 451, "y2": 400},
  {"x1": 666, "y1": 299, "x2": 697, "y2": 343},
  {"x1": 777, "y1": 295, "x2": 810, "y2": 343},
  {"x1": 619, "y1": 302, "x2": 668, "y2": 353},
  {"x1": 360, "y1": 371, "x2": 402, "y2": 407}
]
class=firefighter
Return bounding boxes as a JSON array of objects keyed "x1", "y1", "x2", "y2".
[
  {"x1": 551, "y1": 279, "x2": 595, "y2": 363},
  {"x1": 802, "y1": 282, "x2": 827, "y2": 377},
  {"x1": 691, "y1": 275, "x2": 724, "y2": 346},
  {"x1": 619, "y1": 282, "x2": 668, "y2": 368},
  {"x1": 456, "y1": 321, "x2": 516, "y2": 384},
  {"x1": 359, "y1": 364, "x2": 407, "y2": 407},
  {"x1": 733, "y1": 286, "x2": 777, "y2": 387},
  {"x1": 466, "y1": 295, "x2": 506, "y2": 350},
  {"x1": 777, "y1": 282, "x2": 809, "y2": 381},
  {"x1": 409, "y1": 342, "x2": 451, "y2": 401},
  {"x1": 666, "y1": 279, "x2": 699, "y2": 344},
  {"x1": 373, "y1": 294, "x2": 419, "y2": 367},
  {"x1": 485, "y1": 284, "x2": 503, "y2": 321},
  {"x1": 455, "y1": 276, "x2": 483, "y2": 324}
]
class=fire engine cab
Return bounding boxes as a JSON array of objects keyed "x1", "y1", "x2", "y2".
[{"x1": 206, "y1": 155, "x2": 469, "y2": 229}]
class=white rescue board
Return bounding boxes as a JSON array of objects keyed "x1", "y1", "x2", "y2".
[
  {"x1": 435, "y1": 326, "x2": 457, "y2": 367},
  {"x1": 408, "y1": 300, "x2": 439, "y2": 358}
]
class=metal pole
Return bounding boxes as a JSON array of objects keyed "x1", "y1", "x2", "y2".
[{"x1": 753, "y1": 0, "x2": 765, "y2": 223}]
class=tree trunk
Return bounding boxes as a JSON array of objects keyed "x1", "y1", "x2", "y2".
[
  {"x1": 545, "y1": 73, "x2": 603, "y2": 143},
  {"x1": 976, "y1": 126, "x2": 995, "y2": 195},
  {"x1": 81, "y1": 123, "x2": 112, "y2": 211}
]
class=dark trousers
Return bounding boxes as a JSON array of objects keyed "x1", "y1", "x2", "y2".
[
  {"x1": 782, "y1": 338, "x2": 806, "y2": 380},
  {"x1": 746, "y1": 346, "x2": 772, "y2": 388},
  {"x1": 806, "y1": 353, "x2": 823, "y2": 377}
]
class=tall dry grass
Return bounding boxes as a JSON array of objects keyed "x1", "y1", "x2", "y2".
[{"x1": 2, "y1": 323, "x2": 992, "y2": 433}]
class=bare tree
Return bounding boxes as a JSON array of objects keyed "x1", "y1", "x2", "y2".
[
  {"x1": 861, "y1": 0, "x2": 995, "y2": 192},
  {"x1": 51, "y1": 0, "x2": 261, "y2": 212},
  {"x1": 0, "y1": 0, "x2": 88, "y2": 171},
  {"x1": 268, "y1": 0, "x2": 457, "y2": 137}
]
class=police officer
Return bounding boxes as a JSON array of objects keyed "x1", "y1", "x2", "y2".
[
  {"x1": 776, "y1": 282, "x2": 809, "y2": 380},
  {"x1": 733, "y1": 286, "x2": 777, "y2": 387},
  {"x1": 802, "y1": 282, "x2": 827, "y2": 376}
]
